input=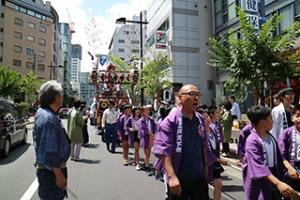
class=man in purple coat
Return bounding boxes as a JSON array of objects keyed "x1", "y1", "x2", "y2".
[
  {"x1": 236, "y1": 123, "x2": 253, "y2": 166},
  {"x1": 154, "y1": 84, "x2": 209, "y2": 200}
]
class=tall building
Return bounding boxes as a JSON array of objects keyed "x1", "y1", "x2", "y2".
[
  {"x1": 58, "y1": 23, "x2": 72, "y2": 96},
  {"x1": 80, "y1": 72, "x2": 95, "y2": 107},
  {"x1": 145, "y1": 0, "x2": 215, "y2": 104},
  {"x1": 71, "y1": 44, "x2": 82, "y2": 99},
  {"x1": 0, "y1": 0, "x2": 55, "y2": 80},
  {"x1": 109, "y1": 12, "x2": 147, "y2": 63}
]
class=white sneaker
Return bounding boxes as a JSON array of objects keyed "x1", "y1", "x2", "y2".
[{"x1": 136, "y1": 165, "x2": 142, "y2": 171}]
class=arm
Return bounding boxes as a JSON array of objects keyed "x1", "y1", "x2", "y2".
[
  {"x1": 266, "y1": 174, "x2": 294, "y2": 198},
  {"x1": 161, "y1": 156, "x2": 181, "y2": 196},
  {"x1": 101, "y1": 110, "x2": 106, "y2": 128},
  {"x1": 283, "y1": 160, "x2": 300, "y2": 180},
  {"x1": 52, "y1": 167, "x2": 67, "y2": 190}
]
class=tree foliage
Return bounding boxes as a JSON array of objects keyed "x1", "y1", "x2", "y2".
[
  {"x1": 0, "y1": 66, "x2": 22, "y2": 99},
  {"x1": 208, "y1": 6, "x2": 300, "y2": 104}
]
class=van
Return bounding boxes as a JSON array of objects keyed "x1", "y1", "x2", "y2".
[{"x1": 0, "y1": 99, "x2": 28, "y2": 158}]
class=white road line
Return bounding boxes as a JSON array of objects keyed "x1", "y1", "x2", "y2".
[{"x1": 20, "y1": 178, "x2": 38, "y2": 200}]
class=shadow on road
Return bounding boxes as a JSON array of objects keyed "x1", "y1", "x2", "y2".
[
  {"x1": 221, "y1": 175, "x2": 233, "y2": 181},
  {"x1": 84, "y1": 143, "x2": 99, "y2": 148},
  {"x1": 223, "y1": 185, "x2": 244, "y2": 192},
  {"x1": 76, "y1": 159, "x2": 101, "y2": 164},
  {"x1": 0, "y1": 143, "x2": 31, "y2": 164}
]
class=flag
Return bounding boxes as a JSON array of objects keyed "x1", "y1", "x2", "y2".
[
  {"x1": 88, "y1": 52, "x2": 94, "y2": 60},
  {"x1": 100, "y1": 55, "x2": 108, "y2": 66}
]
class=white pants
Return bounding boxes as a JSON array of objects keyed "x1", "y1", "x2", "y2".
[
  {"x1": 94, "y1": 126, "x2": 100, "y2": 135},
  {"x1": 70, "y1": 143, "x2": 81, "y2": 158}
]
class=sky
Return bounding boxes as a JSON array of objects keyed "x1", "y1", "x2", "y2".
[{"x1": 47, "y1": 0, "x2": 147, "y2": 71}]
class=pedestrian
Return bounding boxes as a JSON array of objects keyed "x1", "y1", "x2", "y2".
[
  {"x1": 139, "y1": 105, "x2": 156, "y2": 176},
  {"x1": 33, "y1": 80, "x2": 70, "y2": 200},
  {"x1": 204, "y1": 106, "x2": 228, "y2": 200},
  {"x1": 229, "y1": 95, "x2": 241, "y2": 121},
  {"x1": 102, "y1": 100, "x2": 120, "y2": 153},
  {"x1": 68, "y1": 100, "x2": 85, "y2": 161},
  {"x1": 243, "y1": 105, "x2": 294, "y2": 200},
  {"x1": 126, "y1": 106, "x2": 142, "y2": 170},
  {"x1": 273, "y1": 93, "x2": 281, "y2": 107},
  {"x1": 220, "y1": 100, "x2": 233, "y2": 157},
  {"x1": 117, "y1": 104, "x2": 132, "y2": 165},
  {"x1": 271, "y1": 87, "x2": 295, "y2": 139},
  {"x1": 153, "y1": 84, "x2": 210, "y2": 200},
  {"x1": 81, "y1": 101, "x2": 90, "y2": 147},
  {"x1": 236, "y1": 123, "x2": 253, "y2": 166},
  {"x1": 277, "y1": 104, "x2": 300, "y2": 200}
]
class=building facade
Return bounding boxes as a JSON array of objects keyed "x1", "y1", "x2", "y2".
[
  {"x1": 0, "y1": 0, "x2": 55, "y2": 80},
  {"x1": 80, "y1": 72, "x2": 95, "y2": 107},
  {"x1": 71, "y1": 44, "x2": 82, "y2": 99}
]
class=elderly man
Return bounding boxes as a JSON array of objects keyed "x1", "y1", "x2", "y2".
[
  {"x1": 33, "y1": 80, "x2": 70, "y2": 200},
  {"x1": 102, "y1": 99, "x2": 120, "y2": 153},
  {"x1": 154, "y1": 84, "x2": 209, "y2": 200}
]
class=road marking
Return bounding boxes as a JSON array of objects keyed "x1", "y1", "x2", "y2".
[{"x1": 20, "y1": 178, "x2": 38, "y2": 200}]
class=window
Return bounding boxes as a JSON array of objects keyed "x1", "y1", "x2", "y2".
[
  {"x1": 20, "y1": 7, "x2": 26, "y2": 13},
  {"x1": 279, "y1": 5, "x2": 293, "y2": 32},
  {"x1": 27, "y1": 35, "x2": 35, "y2": 42},
  {"x1": 38, "y1": 51, "x2": 45, "y2": 58},
  {"x1": 118, "y1": 48, "x2": 125, "y2": 52},
  {"x1": 13, "y1": 45, "x2": 22, "y2": 53},
  {"x1": 214, "y1": 0, "x2": 230, "y2": 27},
  {"x1": 14, "y1": 18, "x2": 23, "y2": 26},
  {"x1": 28, "y1": 22, "x2": 35, "y2": 29},
  {"x1": 131, "y1": 40, "x2": 139, "y2": 44},
  {"x1": 37, "y1": 64, "x2": 45, "y2": 71},
  {"x1": 295, "y1": 1, "x2": 300, "y2": 22},
  {"x1": 39, "y1": 26, "x2": 46, "y2": 33},
  {"x1": 14, "y1": 32, "x2": 22, "y2": 39},
  {"x1": 39, "y1": 38, "x2": 46, "y2": 45},
  {"x1": 131, "y1": 49, "x2": 139, "y2": 53},
  {"x1": 26, "y1": 62, "x2": 33, "y2": 69},
  {"x1": 26, "y1": 48, "x2": 34, "y2": 55},
  {"x1": 118, "y1": 39, "x2": 125, "y2": 43},
  {"x1": 123, "y1": 31, "x2": 129, "y2": 35},
  {"x1": 13, "y1": 59, "x2": 21, "y2": 67},
  {"x1": 27, "y1": 10, "x2": 35, "y2": 17},
  {"x1": 14, "y1": 5, "x2": 19, "y2": 10},
  {"x1": 35, "y1": 13, "x2": 42, "y2": 19}
]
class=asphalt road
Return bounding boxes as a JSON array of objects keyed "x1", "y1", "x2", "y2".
[{"x1": 0, "y1": 119, "x2": 246, "y2": 200}]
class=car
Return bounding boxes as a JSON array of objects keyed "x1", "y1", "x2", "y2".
[
  {"x1": 58, "y1": 108, "x2": 69, "y2": 119},
  {"x1": 0, "y1": 99, "x2": 28, "y2": 158}
]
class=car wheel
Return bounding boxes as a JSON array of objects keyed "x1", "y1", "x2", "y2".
[
  {"x1": 21, "y1": 130, "x2": 27, "y2": 145},
  {"x1": 1, "y1": 137, "x2": 10, "y2": 158}
]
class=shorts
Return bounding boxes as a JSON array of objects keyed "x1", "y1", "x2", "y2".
[
  {"x1": 213, "y1": 168, "x2": 221, "y2": 179},
  {"x1": 123, "y1": 135, "x2": 128, "y2": 141},
  {"x1": 134, "y1": 131, "x2": 140, "y2": 143}
]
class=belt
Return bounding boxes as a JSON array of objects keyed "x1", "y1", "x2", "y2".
[
  {"x1": 106, "y1": 123, "x2": 116, "y2": 125},
  {"x1": 35, "y1": 162, "x2": 67, "y2": 169}
]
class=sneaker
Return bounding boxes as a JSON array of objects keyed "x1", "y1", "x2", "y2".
[
  {"x1": 74, "y1": 157, "x2": 81, "y2": 161},
  {"x1": 124, "y1": 160, "x2": 128, "y2": 166},
  {"x1": 132, "y1": 162, "x2": 136, "y2": 166},
  {"x1": 136, "y1": 165, "x2": 142, "y2": 171},
  {"x1": 70, "y1": 157, "x2": 75, "y2": 161},
  {"x1": 146, "y1": 170, "x2": 152, "y2": 176}
]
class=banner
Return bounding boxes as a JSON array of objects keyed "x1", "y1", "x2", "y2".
[
  {"x1": 245, "y1": 0, "x2": 258, "y2": 13},
  {"x1": 99, "y1": 55, "x2": 108, "y2": 66},
  {"x1": 155, "y1": 31, "x2": 166, "y2": 49}
]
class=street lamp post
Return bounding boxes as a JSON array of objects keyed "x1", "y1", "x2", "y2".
[
  {"x1": 28, "y1": 53, "x2": 42, "y2": 74},
  {"x1": 116, "y1": 11, "x2": 148, "y2": 106}
]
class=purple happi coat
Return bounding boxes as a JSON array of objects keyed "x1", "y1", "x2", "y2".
[
  {"x1": 153, "y1": 107, "x2": 209, "y2": 183},
  {"x1": 125, "y1": 115, "x2": 139, "y2": 145},
  {"x1": 154, "y1": 119, "x2": 163, "y2": 171},
  {"x1": 277, "y1": 126, "x2": 298, "y2": 185},
  {"x1": 117, "y1": 114, "x2": 133, "y2": 143},
  {"x1": 138, "y1": 116, "x2": 156, "y2": 149},
  {"x1": 236, "y1": 124, "x2": 253, "y2": 155},
  {"x1": 206, "y1": 121, "x2": 225, "y2": 183},
  {"x1": 242, "y1": 129, "x2": 284, "y2": 200}
]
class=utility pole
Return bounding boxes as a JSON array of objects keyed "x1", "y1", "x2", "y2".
[{"x1": 48, "y1": 62, "x2": 63, "y2": 80}]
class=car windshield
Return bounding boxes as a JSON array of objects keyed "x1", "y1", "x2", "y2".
[{"x1": 60, "y1": 108, "x2": 68, "y2": 112}]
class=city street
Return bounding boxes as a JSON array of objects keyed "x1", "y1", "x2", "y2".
[{"x1": 0, "y1": 119, "x2": 246, "y2": 200}]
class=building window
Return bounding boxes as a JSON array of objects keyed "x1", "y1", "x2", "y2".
[
  {"x1": 35, "y1": 13, "x2": 42, "y2": 19},
  {"x1": 295, "y1": 1, "x2": 300, "y2": 22},
  {"x1": 20, "y1": 7, "x2": 26, "y2": 13},
  {"x1": 13, "y1": 59, "x2": 21, "y2": 67},
  {"x1": 13, "y1": 45, "x2": 22, "y2": 53},
  {"x1": 27, "y1": 10, "x2": 35, "y2": 17},
  {"x1": 14, "y1": 5, "x2": 19, "y2": 10},
  {"x1": 26, "y1": 48, "x2": 34, "y2": 55},
  {"x1": 118, "y1": 48, "x2": 125, "y2": 52},
  {"x1": 38, "y1": 51, "x2": 45, "y2": 58},
  {"x1": 214, "y1": 0, "x2": 229, "y2": 27},
  {"x1": 131, "y1": 49, "x2": 139, "y2": 53},
  {"x1": 39, "y1": 38, "x2": 46, "y2": 45},
  {"x1": 14, "y1": 18, "x2": 23, "y2": 26},
  {"x1": 120, "y1": 57, "x2": 125, "y2": 60},
  {"x1": 38, "y1": 64, "x2": 45, "y2": 71},
  {"x1": 118, "y1": 39, "x2": 125, "y2": 43},
  {"x1": 123, "y1": 31, "x2": 129, "y2": 35},
  {"x1": 26, "y1": 62, "x2": 33, "y2": 69},
  {"x1": 27, "y1": 35, "x2": 35, "y2": 42},
  {"x1": 131, "y1": 40, "x2": 139, "y2": 44},
  {"x1": 279, "y1": 4, "x2": 293, "y2": 32},
  {"x1": 228, "y1": 0, "x2": 236, "y2": 21},
  {"x1": 14, "y1": 31, "x2": 22, "y2": 39},
  {"x1": 28, "y1": 22, "x2": 35, "y2": 29},
  {"x1": 39, "y1": 26, "x2": 46, "y2": 33}
]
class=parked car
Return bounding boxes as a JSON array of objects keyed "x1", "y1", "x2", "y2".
[
  {"x1": 58, "y1": 108, "x2": 69, "y2": 119},
  {"x1": 0, "y1": 99, "x2": 28, "y2": 158}
]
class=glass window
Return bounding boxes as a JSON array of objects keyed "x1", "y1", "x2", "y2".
[
  {"x1": 123, "y1": 31, "x2": 129, "y2": 35},
  {"x1": 147, "y1": 33, "x2": 155, "y2": 49},
  {"x1": 279, "y1": 4, "x2": 293, "y2": 32},
  {"x1": 39, "y1": 26, "x2": 46, "y2": 33},
  {"x1": 14, "y1": 18, "x2": 23, "y2": 26},
  {"x1": 215, "y1": 0, "x2": 222, "y2": 13},
  {"x1": 37, "y1": 64, "x2": 45, "y2": 71},
  {"x1": 14, "y1": 5, "x2": 19, "y2": 10},
  {"x1": 26, "y1": 62, "x2": 33, "y2": 69},
  {"x1": 295, "y1": 1, "x2": 300, "y2": 22},
  {"x1": 13, "y1": 59, "x2": 21, "y2": 67},
  {"x1": 35, "y1": 13, "x2": 42, "y2": 19},
  {"x1": 13, "y1": 45, "x2": 22, "y2": 53},
  {"x1": 26, "y1": 48, "x2": 34, "y2": 55},
  {"x1": 118, "y1": 39, "x2": 125, "y2": 43},
  {"x1": 27, "y1": 35, "x2": 35, "y2": 42},
  {"x1": 28, "y1": 22, "x2": 35, "y2": 29},
  {"x1": 42, "y1": 16, "x2": 46, "y2": 20},
  {"x1": 228, "y1": 3, "x2": 236, "y2": 20},
  {"x1": 20, "y1": 7, "x2": 26, "y2": 13},
  {"x1": 118, "y1": 48, "x2": 125, "y2": 52},
  {"x1": 131, "y1": 40, "x2": 139, "y2": 44},
  {"x1": 131, "y1": 49, "x2": 139, "y2": 53},
  {"x1": 39, "y1": 38, "x2": 46, "y2": 45},
  {"x1": 38, "y1": 51, "x2": 45, "y2": 57},
  {"x1": 27, "y1": 10, "x2": 35, "y2": 16},
  {"x1": 14, "y1": 32, "x2": 22, "y2": 39}
]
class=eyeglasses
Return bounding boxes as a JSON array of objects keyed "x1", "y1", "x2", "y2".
[{"x1": 180, "y1": 92, "x2": 202, "y2": 98}]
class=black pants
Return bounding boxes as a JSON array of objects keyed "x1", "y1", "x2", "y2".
[
  {"x1": 169, "y1": 176, "x2": 209, "y2": 200},
  {"x1": 222, "y1": 142, "x2": 230, "y2": 153},
  {"x1": 232, "y1": 115, "x2": 237, "y2": 120}
]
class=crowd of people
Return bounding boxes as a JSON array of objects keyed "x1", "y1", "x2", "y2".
[{"x1": 33, "y1": 80, "x2": 300, "y2": 200}]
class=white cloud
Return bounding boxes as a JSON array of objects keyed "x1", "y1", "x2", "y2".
[{"x1": 47, "y1": 0, "x2": 147, "y2": 72}]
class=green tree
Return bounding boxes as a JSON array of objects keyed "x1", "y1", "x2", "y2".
[
  {"x1": 208, "y1": 6, "x2": 300, "y2": 105},
  {"x1": 0, "y1": 66, "x2": 22, "y2": 99},
  {"x1": 135, "y1": 51, "x2": 174, "y2": 103},
  {"x1": 21, "y1": 71, "x2": 45, "y2": 107}
]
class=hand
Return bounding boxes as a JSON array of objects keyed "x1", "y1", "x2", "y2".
[
  {"x1": 129, "y1": 128, "x2": 134, "y2": 132},
  {"x1": 220, "y1": 160, "x2": 228, "y2": 166},
  {"x1": 277, "y1": 182, "x2": 294, "y2": 198},
  {"x1": 168, "y1": 175, "x2": 182, "y2": 196},
  {"x1": 288, "y1": 167, "x2": 300, "y2": 180},
  {"x1": 55, "y1": 173, "x2": 67, "y2": 190}
]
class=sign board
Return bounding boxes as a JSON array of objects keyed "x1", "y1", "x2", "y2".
[
  {"x1": 244, "y1": 0, "x2": 258, "y2": 13},
  {"x1": 155, "y1": 31, "x2": 166, "y2": 49},
  {"x1": 247, "y1": 14, "x2": 259, "y2": 30}
]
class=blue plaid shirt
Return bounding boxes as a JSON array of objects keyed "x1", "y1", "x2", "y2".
[{"x1": 34, "y1": 107, "x2": 70, "y2": 169}]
